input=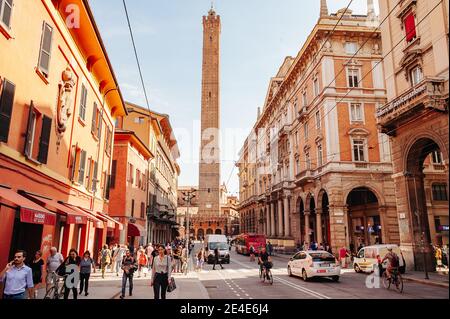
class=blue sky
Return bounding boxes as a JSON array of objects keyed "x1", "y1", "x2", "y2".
[{"x1": 90, "y1": 0, "x2": 379, "y2": 196}]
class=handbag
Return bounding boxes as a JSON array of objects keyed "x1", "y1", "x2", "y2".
[{"x1": 167, "y1": 277, "x2": 176, "y2": 293}]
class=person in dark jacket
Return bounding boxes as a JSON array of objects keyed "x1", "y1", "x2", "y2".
[
  {"x1": 212, "y1": 247, "x2": 224, "y2": 270},
  {"x1": 120, "y1": 250, "x2": 137, "y2": 299}
]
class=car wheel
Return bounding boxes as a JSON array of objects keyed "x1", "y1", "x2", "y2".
[
  {"x1": 288, "y1": 266, "x2": 293, "y2": 277},
  {"x1": 332, "y1": 276, "x2": 340, "y2": 282},
  {"x1": 354, "y1": 263, "x2": 361, "y2": 273},
  {"x1": 302, "y1": 269, "x2": 308, "y2": 282}
]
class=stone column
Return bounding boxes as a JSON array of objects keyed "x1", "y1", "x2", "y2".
[
  {"x1": 284, "y1": 195, "x2": 290, "y2": 237},
  {"x1": 278, "y1": 199, "x2": 283, "y2": 237},
  {"x1": 316, "y1": 212, "x2": 322, "y2": 245},
  {"x1": 304, "y1": 210, "x2": 310, "y2": 245},
  {"x1": 270, "y1": 202, "x2": 276, "y2": 237}
]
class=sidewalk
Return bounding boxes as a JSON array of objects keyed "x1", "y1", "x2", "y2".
[
  {"x1": 36, "y1": 267, "x2": 210, "y2": 299},
  {"x1": 402, "y1": 271, "x2": 449, "y2": 288}
]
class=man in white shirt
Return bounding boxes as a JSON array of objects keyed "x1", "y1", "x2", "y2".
[{"x1": 45, "y1": 247, "x2": 64, "y2": 291}]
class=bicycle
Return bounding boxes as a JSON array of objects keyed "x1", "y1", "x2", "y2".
[
  {"x1": 259, "y1": 263, "x2": 273, "y2": 285},
  {"x1": 381, "y1": 267, "x2": 403, "y2": 293},
  {"x1": 43, "y1": 272, "x2": 66, "y2": 299}
]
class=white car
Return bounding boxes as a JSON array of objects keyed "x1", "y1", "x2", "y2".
[{"x1": 287, "y1": 250, "x2": 341, "y2": 282}]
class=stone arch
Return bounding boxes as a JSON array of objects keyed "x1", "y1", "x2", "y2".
[
  {"x1": 343, "y1": 183, "x2": 386, "y2": 207},
  {"x1": 317, "y1": 189, "x2": 331, "y2": 246},
  {"x1": 197, "y1": 228, "x2": 204, "y2": 240},
  {"x1": 206, "y1": 228, "x2": 213, "y2": 235},
  {"x1": 402, "y1": 132, "x2": 449, "y2": 169},
  {"x1": 305, "y1": 192, "x2": 317, "y2": 244},
  {"x1": 215, "y1": 229, "x2": 222, "y2": 235}
]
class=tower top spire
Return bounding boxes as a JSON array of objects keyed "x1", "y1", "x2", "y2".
[
  {"x1": 320, "y1": 0, "x2": 329, "y2": 17},
  {"x1": 209, "y1": 0, "x2": 216, "y2": 15}
]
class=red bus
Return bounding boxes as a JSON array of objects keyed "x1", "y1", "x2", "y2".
[{"x1": 235, "y1": 233, "x2": 266, "y2": 255}]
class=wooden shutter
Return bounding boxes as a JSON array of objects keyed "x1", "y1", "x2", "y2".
[
  {"x1": 77, "y1": 150, "x2": 87, "y2": 184},
  {"x1": 110, "y1": 160, "x2": 117, "y2": 189},
  {"x1": 38, "y1": 22, "x2": 53, "y2": 77},
  {"x1": 1, "y1": 0, "x2": 13, "y2": 28},
  {"x1": 70, "y1": 145, "x2": 78, "y2": 181},
  {"x1": 0, "y1": 79, "x2": 15, "y2": 143},
  {"x1": 91, "y1": 103, "x2": 97, "y2": 134},
  {"x1": 97, "y1": 110, "x2": 103, "y2": 140},
  {"x1": 105, "y1": 175, "x2": 111, "y2": 200},
  {"x1": 79, "y1": 85, "x2": 87, "y2": 120},
  {"x1": 37, "y1": 115, "x2": 52, "y2": 164},
  {"x1": 92, "y1": 161, "x2": 98, "y2": 192},
  {"x1": 24, "y1": 102, "x2": 36, "y2": 158}
]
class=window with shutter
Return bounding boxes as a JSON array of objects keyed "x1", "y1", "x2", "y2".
[
  {"x1": 77, "y1": 150, "x2": 87, "y2": 184},
  {"x1": 37, "y1": 115, "x2": 51, "y2": 164},
  {"x1": 105, "y1": 175, "x2": 111, "y2": 200},
  {"x1": 70, "y1": 145, "x2": 79, "y2": 181},
  {"x1": 38, "y1": 22, "x2": 53, "y2": 77},
  {"x1": 92, "y1": 161, "x2": 98, "y2": 192},
  {"x1": 348, "y1": 69, "x2": 359, "y2": 88},
  {"x1": 97, "y1": 110, "x2": 102, "y2": 140},
  {"x1": 91, "y1": 102, "x2": 97, "y2": 135},
  {"x1": 0, "y1": 78, "x2": 15, "y2": 142},
  {"x1": 79, "y1": 85, "x2": 87, "y2": 121},
  {"x1": 0, "y1": 0, "x2": 13, "y2": 29},
  {"x1": 85, "y1": 158, "x2": 92, "y2": 189},
  {"x1": 404, "y1": 12, "x2": 416, "y2": 43},
  {"x1": 110, "y1": 160, "x2": 117, "y2": 188},
  {"x1": 24, "y1": 103, "x2": 37, "y2": 159}
]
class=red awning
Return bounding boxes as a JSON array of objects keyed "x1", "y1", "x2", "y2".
[
  {"x1": 97, "y1": 211, "x2": 124, "y2": 230},
  {"x1": 127, "y1": 223, "x2": 146, "y2": 237},
  {"x1": 26, "y1": 194, "x2": 88, "y2": 225},
  {"x1": 0, "y1": 187, "x2": 56, "y2": 225},
  {"x1": 71, "y1": 206, "x2": 105, "y2": 229}
]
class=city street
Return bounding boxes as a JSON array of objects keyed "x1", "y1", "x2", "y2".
[{"x1": 195, "y1": 245, "x2": 449, "y2": 300}]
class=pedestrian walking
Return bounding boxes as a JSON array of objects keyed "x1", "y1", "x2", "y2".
[
  {"x1": 339, "y1": 246, "x2": 348, "y2": 268},
  {"x1": 173, "y1": 246, "x2": 181, "y2": 273},
  {"x1": 146, "y1": 244, "x2": 154, "y2": 269},
  {"x1": 120, "y1": 250, "x2": 137, "y2": 299},
  {"x1": 151, "y1": 245, "x2": 172, "y2": 300},
  {"x1": 29, "y1": 250, "x2": 44, "y2": 299},
  {"x1": 267, "y1": 241, "x2": 273, "y2": 256},
  {"x1": 196, "y1": 249, "x2": 205, "y2": 271},
  {"x1": 111, "y1": 244, "x2": 118, "y2": 273},
  {"x1": 79, "y1": 251, "x2": 95, "y2": 297},
  {"x1": 249, "y1": 245, "x2": 256, "y2": 262},
  {"x1": 138, "y1": 248, "x2": 148, "y2": 277},
  {"x1": 181, "y1": 245, "x2": 188, "y2": 273},
  {"x1": 100, "y1": 245, "x2": 111, "y2": 279},
  {"x1": 212, "y1": 247, "x2": 224, "y2": 270},
  {"x1": 114, "y1": 245, "x2": 125, "y2": 276},
  {"x1": 45, "y1": 247, "x2": 64, "y2": 292},
  {"x1": 435, "y1": 245, "x2": 443, "y2": 270},
  {"x1": 0, "y1": 250, "x2": 34, "y2": 299},
  {"x1": 60, "y1": 249, "x2": 81, "y2": 300}
]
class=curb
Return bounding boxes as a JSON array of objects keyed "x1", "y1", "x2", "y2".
[{"x1": 402, "y1": 276, "x2": 449, "y2": 288}]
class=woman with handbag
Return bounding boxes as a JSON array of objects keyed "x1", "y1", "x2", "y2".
[
  {"x1": 59, "y1": 249, "x2": 81, "y2": 300},
  {"x1": 151, "y1": 245, "x2": 172, "y2": 299},
  {"x1": 100, "y1": 245, "x2": 111, "y2": 279}
]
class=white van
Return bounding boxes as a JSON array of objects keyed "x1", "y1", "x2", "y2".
[
  {"x1": 353, "y1": 244, "x2": 405, "y2": 274},
  {"x1": 205, "y1": 234, "x2": 230, "y2": 264}
]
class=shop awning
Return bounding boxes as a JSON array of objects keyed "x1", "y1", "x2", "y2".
[
  {"x1": 25, "y1": 194, "x2": 89, "y2": 225},
  {"x1": 127, "y1": 223, "x2": 147, "y2": 237},
  {"x1": 97, "y1": 211, "x2": 124, "y2": 230},
  {"x1": 0, "y1": 187, "x2": 56, "y2": 225},
  {"x1": 64, "y1": 205, "x2": 105, "y2": 229}
]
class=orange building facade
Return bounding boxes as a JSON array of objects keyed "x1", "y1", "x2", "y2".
[
  {"x1": 108, "y1": 130, "x2": 153, "y2": 248},
  {"x1": 237, "y1": 1, "x2": 398, "y2": 254},
  {"x1": 0, "y1": 0, "x2": 126, "y2": 267}
]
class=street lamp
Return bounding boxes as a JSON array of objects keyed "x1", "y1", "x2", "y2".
[{"x1": 181, "y1": 188, "x2": 196, "y2": 275}]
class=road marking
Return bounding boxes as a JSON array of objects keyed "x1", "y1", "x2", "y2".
[
  {"x1": 217, "y1": 266, "x2": 252, "y2": 299},
  {"x1": 232, "y1": 258, "x2": 331, "y2": 299}
]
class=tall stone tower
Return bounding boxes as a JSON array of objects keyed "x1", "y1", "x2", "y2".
[{"x1": 198, "y1": 7, "x2": 221, "y2": 218}]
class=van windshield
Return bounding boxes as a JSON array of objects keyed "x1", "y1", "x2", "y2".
[{"x1": 208, "y1": 242, "x2": 229, "y2": 250}]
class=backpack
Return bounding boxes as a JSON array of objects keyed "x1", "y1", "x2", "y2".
[{"x1": 391, "y1": 253, "x2": 400, "y2": 267}]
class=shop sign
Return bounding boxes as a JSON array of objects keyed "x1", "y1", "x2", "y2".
[{"x1": 438, "y1": 225, "x2": 449, "y2": 232}]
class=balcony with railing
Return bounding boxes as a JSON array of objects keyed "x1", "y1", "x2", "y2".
[
  {"x1": 295, "y1": 169, "x2": 313, "y2": 186},
  {"x1": 377, "y1": 78, "x2": 448, "y2": 132},
  {"x1": 297, "y1": 107, "x2": 308, "y2": 122}
]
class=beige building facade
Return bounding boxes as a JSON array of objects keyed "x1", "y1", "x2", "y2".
[
  {"x1": 377, "y1": 0, "x2": 449, "y2": 270},
  {"x1": 238, "y1": 1, "x2": 399, "y2": 255}
]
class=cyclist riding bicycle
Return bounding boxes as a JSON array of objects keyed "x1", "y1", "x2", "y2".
[
  {"x1": 258, "y1": 246, "x2": 272, "y2": 279},
  {"x1": 382, "y1": 247, "x2": 400, "y2": 280}
]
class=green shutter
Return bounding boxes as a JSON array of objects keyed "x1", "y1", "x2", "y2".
[
  {"x1": 0, "y1": 79, "x2": 15, "y2": 142},
  {"x1": 37, "y1": 115, "x2": 52, "y2": 164},
  {"x1": 78, "y1": 150, "x2": 87, "y2": 184}
]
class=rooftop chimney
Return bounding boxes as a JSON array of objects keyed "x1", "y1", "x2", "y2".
[{"x1": 320, "y1": 0, "x2": 329, "y2": 17}]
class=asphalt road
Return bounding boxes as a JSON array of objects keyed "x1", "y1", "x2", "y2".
[{"x1": 194, "y1": 244, "x2": 449, "y2": 299}]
